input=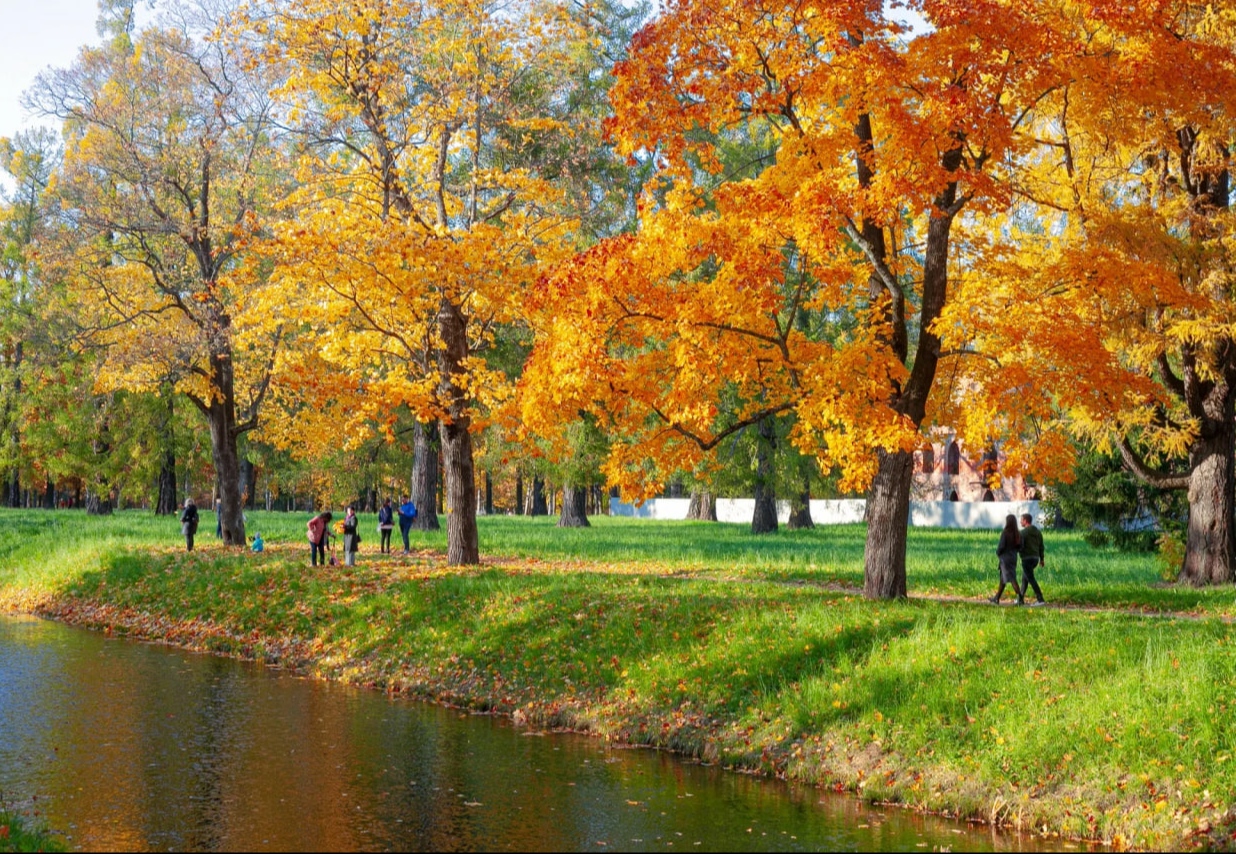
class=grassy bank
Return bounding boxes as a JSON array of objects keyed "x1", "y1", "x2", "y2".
[
  {"x1": 2, "y1": 510, "x2": 1234, "y2": 849},
  {"x1": 0, "y1": 808, "x2": 65, "y2": 853}
]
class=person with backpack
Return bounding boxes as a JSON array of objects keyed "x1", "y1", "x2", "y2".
[
  {"x1": 342, "y1": 506, "x2": 361, "y2": 567},
  {"x1": 989, "y1": 513, "x2": 1025, "y2": 605},
  {"x1": 377, "y1": 498, "x2": 395, "y2": 554},
  {"x1": 179, "y1": 498, "x2": 199, "y2": 552},
  {"x1": 307, "y1": 511, "x2": 333, "y2": 567},
  {"x1": 397, "y1": 496, "x2": 417, "y2": 554},
  {"x1": 1019, "y1": 512, "x2": 1047, "y2": 606}
]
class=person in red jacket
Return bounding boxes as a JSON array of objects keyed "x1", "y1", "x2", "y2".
[{"x1": 307, "y1": 511, "x2": 334, "y2": 566}]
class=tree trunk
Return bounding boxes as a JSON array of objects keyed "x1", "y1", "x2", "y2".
[
  {"x1": 155, "y1": 390, "x2": 177, "y2": 515},
  {"x1": 42, "y1": 475, "x2": 54, "y2": 510},
  {"x1": 85, "y1": 490, "x2": 113, "y2": 515},
  {"x1": 437, "y1": 299, "x2": 479, "y2": 565},
  {"x1": 515, "y1": 469, "x2": 524, "y2": 516},
  {"x1": 558, "y1": 484, "x2": 590, "y2": 527},
  {"x1": 1180, "y1": 419, "x2": 1236, "y2": 585},
  {"x1": 485, "y1": 471, "x2": 494, "y2": 516},
  {"x1": 530, "y1": 475, "x2": 547, "y2": 516},
  {"x1": 411, "y1": 420, "x2": 441, "y2": 531},
  {"x1": 788, "y1": 461, "x2": 814, "y2": 530},
  {"x1": 863, "y1": 448, "x2": 913, "y2": 599},
  {"x1": 751, "y1": 418, "x2": 778, "y2": 534},
  {"x1": 238, "y1": 457, "x2": 256, "y2": 511},
  {"x1": 6, "y1": 340, "x2": 22, "y2": 509},
  {"x1": 686, "y1": 489, "x2": 717, "y2": 521},
  {"x1": 668, "y1": 477, "x2": 684, "y2": 498}
]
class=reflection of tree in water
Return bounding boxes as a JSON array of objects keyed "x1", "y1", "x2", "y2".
[{"x1": 1, "y1": 619, "x2": 1053, "y2": 853}]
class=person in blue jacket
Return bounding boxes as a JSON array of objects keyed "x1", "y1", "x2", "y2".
[{"x1": 397, "y1": 496, "x2": 417, "y2": 554}]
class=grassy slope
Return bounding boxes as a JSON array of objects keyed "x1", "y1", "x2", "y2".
[
  {"x1": 0, "y1": 809, "x2": 65, "y2": 853},
  {"x1": 1, "y1": 510, "x2": 1233, "y2": 849}
]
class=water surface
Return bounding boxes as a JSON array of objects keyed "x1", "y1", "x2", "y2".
[{"x1": 0, "y1": 615, "x2": 1074, "y2": 851}]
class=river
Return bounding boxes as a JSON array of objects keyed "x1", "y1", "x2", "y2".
[{"x1": 0, "y1": 615, "x2": 1077, "y2": 852}]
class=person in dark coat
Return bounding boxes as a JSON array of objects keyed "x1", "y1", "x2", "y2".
[
  {"x1": 342, "y1": 506, "x2": 360, "y2": 567},
  {"x1": 989, "y1": 514, "x2": 1025, "y2": 605},
  {"x1": 180, "y1": 498, "x2": 200, "y2": 552},
  {"x1": 377, "y1": 498, "x2": 395, "y2": 554},
  {"x1": 1019, "y1": 513, "x2": 1047, "y2": 605}
]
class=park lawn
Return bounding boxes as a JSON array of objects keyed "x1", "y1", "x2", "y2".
[{"x1": 2, "y1": 510, "x2": 1236, "y2": 847}]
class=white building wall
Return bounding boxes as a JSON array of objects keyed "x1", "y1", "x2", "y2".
[{"x1": 609, "y1": 498, "x2": 1043, "y2": 529}]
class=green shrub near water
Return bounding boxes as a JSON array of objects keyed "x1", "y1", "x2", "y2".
[
  {"x1": 3, "y1": 509, "x2": 1236, "y2": 847},
  {"x1": 0, "y1": 808, "x2": 65, "y2": 853}
]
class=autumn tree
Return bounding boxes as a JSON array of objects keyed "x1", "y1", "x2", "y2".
[
  {"x1": 939, "y1": 1, "x2": 1236, "y2": 584},
  {"x1": 523, "y1": 0, "x2": 1093, "y2": 597},
  {"x1": 30, "y1": 0, "x2": 286, "y2": 541},
  {"x1": 254, "y1": 0, "x2": 590, "y2": 564},
  {"x1": 0, "y1": 129, "x2": 59, "y2": 507}
]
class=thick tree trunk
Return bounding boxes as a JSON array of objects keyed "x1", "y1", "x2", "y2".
[
  {"x1": 239, "y1": 457, "x2": 256, "y2": 510},
  {"x1": 530, "y1": 475, "x2": 548, "y2": 516},
  {"x1": 42, "y1": 475, "x2": 53, "y2": 510},
  {"x1": 85, "y1": 490, "x2": 113, "y2": 515},
  {"x1": 557, "y1": 484, "x2": 590, "y2": 527},
  {"x1": 411, "y1": 420, "x2": 441, "y2": 531},
  {"x1": 751, "y1": 418, "x2": 778, "y2": 534},
  {"x1": 788, "y1": 469, "x2": 814, "y2": 530},
  {"x1": 1180, "y1": 420, "x2": 1236, "y2": 585},
  {"x1": 686, "y1": 489, "x2": 718, "y2": 521},
  {"x1": 485, "y1": 471, "x2": 494, "y2": 516},
  {"x1": 206, "y1": 405, "x2": 245, "y2": 545},
  {"x1": 437, "y1": 299, "x2": 479, "y2": 565},
  {"x1": 155, "y1": 390, "x2": 177, "y2": 515},
  {"x1": 515, "y1": 470, "x2": 524, "y2": 516},
  {"x1": 864, "y1": 448, "x2": 913, "y2": 599}
]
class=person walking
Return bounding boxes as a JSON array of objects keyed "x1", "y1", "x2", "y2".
[
  {"x1": 215, "y1": 496, "x2": 223, "y2": 538},
  {"x1": 342, "y1": 506, "x2": 361, "y2": 567},
  {"x1": 1019, "y1": 512, "x2": 1047, "y2": 606},
  {"x1": 377, "y1": 498, "x2": 395, "y2": 554},
  {"x1": 180, "y1": 498, "x2": 199, "y2": 552},
  {"x1": 397, "y1": 496, "x2": 417, "y2": 554},
  {"x1": 307, "y1": 511, "x2": 333, "y2": 567},
  {"x1": 989, "y1": 513, "x2": 1025, "y2": 605}
]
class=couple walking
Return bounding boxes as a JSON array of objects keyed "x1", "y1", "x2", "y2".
[{"x1": 990, "y1": 513, "x2": 1046, "y2": 606}]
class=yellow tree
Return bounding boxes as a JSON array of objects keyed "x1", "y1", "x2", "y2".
[
  {"x1": 252, "y1": 0, "x2": 581, "y2": 563},
  {"x1": 31, "y1": 0, "x2": 286, "y2": 541},
  {"x1": 939, "y1": 1, "x2": 1236, "y2": 584},
  {"x1": 524, "y1": 0, "x2": 1080, "y2": 597}
]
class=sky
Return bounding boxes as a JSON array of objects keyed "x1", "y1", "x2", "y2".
[{"x1": 0, "y1": 0, "x2": 101, "y2": 140}]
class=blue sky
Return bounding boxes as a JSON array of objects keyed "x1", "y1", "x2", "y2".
[{"x1": 0, "y1": 0, "x2": 100, "y2": 139}]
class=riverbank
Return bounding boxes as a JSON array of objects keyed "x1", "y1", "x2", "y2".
[
  {"x1": 0, "y1": 807, "x2": 65, "y2": 853},
  {"x1": 1, "y1": 511, "x2": 1233, "y2": 850}
]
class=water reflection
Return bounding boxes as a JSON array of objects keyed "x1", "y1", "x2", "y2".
[{"x1": 0, "y1": 616, "x2": 1067, "y2": 852}]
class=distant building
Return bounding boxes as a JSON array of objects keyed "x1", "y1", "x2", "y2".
[{"x1": 911, "y1": 437, "x2": 1034, "y2": 502}]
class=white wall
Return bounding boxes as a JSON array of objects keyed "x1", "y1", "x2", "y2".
[{"x1": 610, "y1": 497, "x2": 1043, "y2": 529}]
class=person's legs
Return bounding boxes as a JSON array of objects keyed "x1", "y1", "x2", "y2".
[
  {"x1": 400, "y1": 523, "x2": 411, "y2": 553},
  {"x1": 381, "y1": 529, "x2": 391, "y2": 553},
  {"x1": 1022, "y1": 559, "x2": 1045, "y2": 603},
  {"x1": 186, "y1": 532, "x2": 194, "y2": 552},
  {"x1": 311, "y1": 540, "x2": 324, "y2": 566}
]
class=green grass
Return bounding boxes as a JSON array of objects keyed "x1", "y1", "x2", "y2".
[
  {"x1": 0, "y1": 808, "x2": 65, "y2": 853},
  {"x1": 3, "y1": 508, "x2": 1236, "y2": 848}
]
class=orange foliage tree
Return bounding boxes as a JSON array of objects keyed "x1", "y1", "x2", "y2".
[
  {"x1": 522, "y1": 0, "x2": 1093, "y2": 598},
  {"x1": 939, "y1": 2, "x2": 1236, "y2": 585},
  {"x1": 250, "y1": 0, "x2": 584, "y2": 564}
]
